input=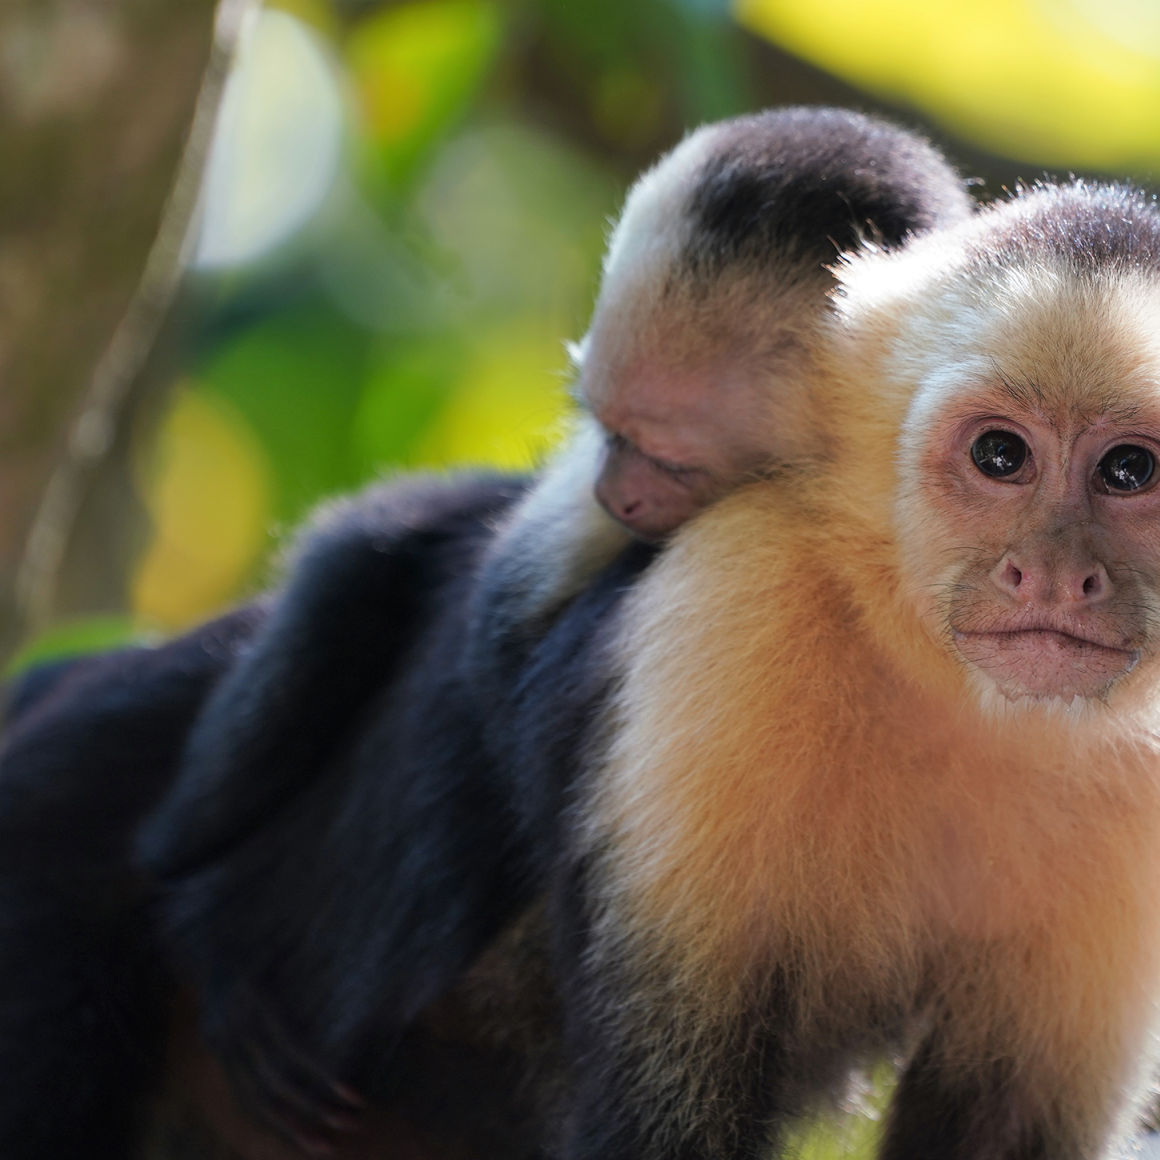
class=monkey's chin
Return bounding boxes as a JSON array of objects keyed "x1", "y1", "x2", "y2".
[{"x1": 953, "y1": 630, "x2": 1138, "y2": 704}]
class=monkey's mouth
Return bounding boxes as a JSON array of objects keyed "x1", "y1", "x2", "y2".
[{"x1": 952, "y1": 628, "x2": 1138, "y2": 700}]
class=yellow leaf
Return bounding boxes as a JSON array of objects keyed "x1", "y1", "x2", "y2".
[
  {"x1": 132, "y1": 389, "x2": 272, "y2": 629},
  {"x1": 734, "y1": 0, "x2": 1160, "y2": 170}
]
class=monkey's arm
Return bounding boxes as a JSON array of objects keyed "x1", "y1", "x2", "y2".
[
  {"x1": 148, "y1": 591, "x2": 540, "y2": 1151},
  {"x1": 135, "y1": 475, "x2": 539, "y2": 1147},
  {"x1": 157, "y1": 636, "x2": 534, "y2": 1149}
]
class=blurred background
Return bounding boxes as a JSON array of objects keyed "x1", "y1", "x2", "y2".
[{"x1": 7, "y1": 0, "x2": 1160, "y2": 667}]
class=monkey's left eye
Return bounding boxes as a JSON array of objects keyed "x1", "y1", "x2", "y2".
[
  {"x1": 971, "y1": 430, "x2": 1027, "y2": 478},
  {"x1": 1098, "y1": 445, "x2": 1155, "y2": 492}
]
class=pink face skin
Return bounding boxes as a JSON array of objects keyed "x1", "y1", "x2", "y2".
[
  {"x1": 923, "y1": 390, "x2": 1160, "y2": 701},
  {"x1": 594, "y1": 435, "x2": 722, "y2": 542},
  {"x1": 585, "y1": 355, "x2": 775, "y2": 542}
]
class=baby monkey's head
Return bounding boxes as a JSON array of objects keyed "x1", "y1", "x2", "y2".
[{"x1": 578, "y1": 106, "x2": 972, "y2": 540}]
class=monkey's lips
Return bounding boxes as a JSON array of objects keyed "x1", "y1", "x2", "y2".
[{"x1": 952, "y1": 627, "x2": 1138, "y2": 700}]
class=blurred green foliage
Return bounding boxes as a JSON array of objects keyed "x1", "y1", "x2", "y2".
[
  {"x1": 128, "y1": 0, "x2": 757, "y2": 633},
  {"x1": 32, "y1": 0, "x2": 1160, "y2": 659},
  {"x1": 197, "y1": 307, "x2": 369, "y2": 524},
  {"x1": 349, "y1": 0, "x2": 502, "y2": 187}
]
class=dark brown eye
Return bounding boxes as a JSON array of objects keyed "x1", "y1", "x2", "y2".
[
  {"x1": 971, "y1": 430, "x2": 1027, "y2": 478},
  {"x1": 1098, "y1": 445, "x2": 1155, "y2": 492}
]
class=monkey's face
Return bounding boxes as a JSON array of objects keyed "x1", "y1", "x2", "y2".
[
  {"x1": 584, "y1": 347, "x2": 757, "y2": 541},
  {"x1": 581, "y1": 317, "x2": 811, "y2": 541},
  {"x1": 890, "y1": 275, "x2": 1160, "y2": 708},
  {"x1": 923, "y1": 404, "x2": 1160, "y2": 703}
]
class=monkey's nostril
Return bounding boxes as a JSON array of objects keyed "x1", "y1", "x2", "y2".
[
  {"x1": 1003, "y1": 562, "x2": 1023, "y2": 590},
  {"x1": 1082, "y1": 572, "x2": 1103, "y2": 598}
]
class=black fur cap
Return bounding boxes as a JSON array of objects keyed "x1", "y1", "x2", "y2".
[{"x1": 683, "y1": 106, "x2": 973, "y2": 277}]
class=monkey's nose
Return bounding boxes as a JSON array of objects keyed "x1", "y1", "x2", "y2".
[{"x1": 993, "y1": 555, "x2": 1108, "y2": 605}]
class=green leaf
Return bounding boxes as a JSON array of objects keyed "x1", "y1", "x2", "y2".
[
  {"x1": 6, "y1": 615, "x2": 150, "y2": 678},
  {"x1": 196, "y1": 305, "x2": 373, "y2": 525},
  {"x1": 352, "y1": 335, "x2": 465, "y2": 471},
  {"x1": 347, "y1": 0, "x2": 502, "y2": 189}
]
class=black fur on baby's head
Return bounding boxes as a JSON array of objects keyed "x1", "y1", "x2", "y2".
[{"x1": 683, "y1": 106, "x2": 973, "y2": 280}]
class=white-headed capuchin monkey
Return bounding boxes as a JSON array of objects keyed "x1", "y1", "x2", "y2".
[
  {"x1": 474, "y1": 106, "x2": 972, "y2": 665},
  {"x1": 557, "y1": 181, "x2": 1160, "y2": 1160}
]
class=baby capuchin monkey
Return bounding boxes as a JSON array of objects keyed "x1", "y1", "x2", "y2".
[
  {"x1": 136, "y1": 111, "x2": 971, "y2": 893},
  {"x1": 475, "y1": 106, "x2": 972, "y2": 663}
]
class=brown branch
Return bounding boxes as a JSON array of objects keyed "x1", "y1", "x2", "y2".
[{"x1": 0, "y1": 0, "x2": 255, "y2": 656}]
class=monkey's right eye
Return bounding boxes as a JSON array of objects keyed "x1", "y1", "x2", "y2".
[{"x1": 970, "y1": 430, "x2": 1028, "y2": 478}]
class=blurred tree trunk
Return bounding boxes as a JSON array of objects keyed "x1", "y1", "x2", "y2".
[{"x1": 0, "y1": 0, "x2": 252, "y2": 659}]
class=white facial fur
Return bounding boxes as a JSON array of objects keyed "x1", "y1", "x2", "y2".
[{"x1": 836, "y1": 202, "x2": 1160, "y2": 714}]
